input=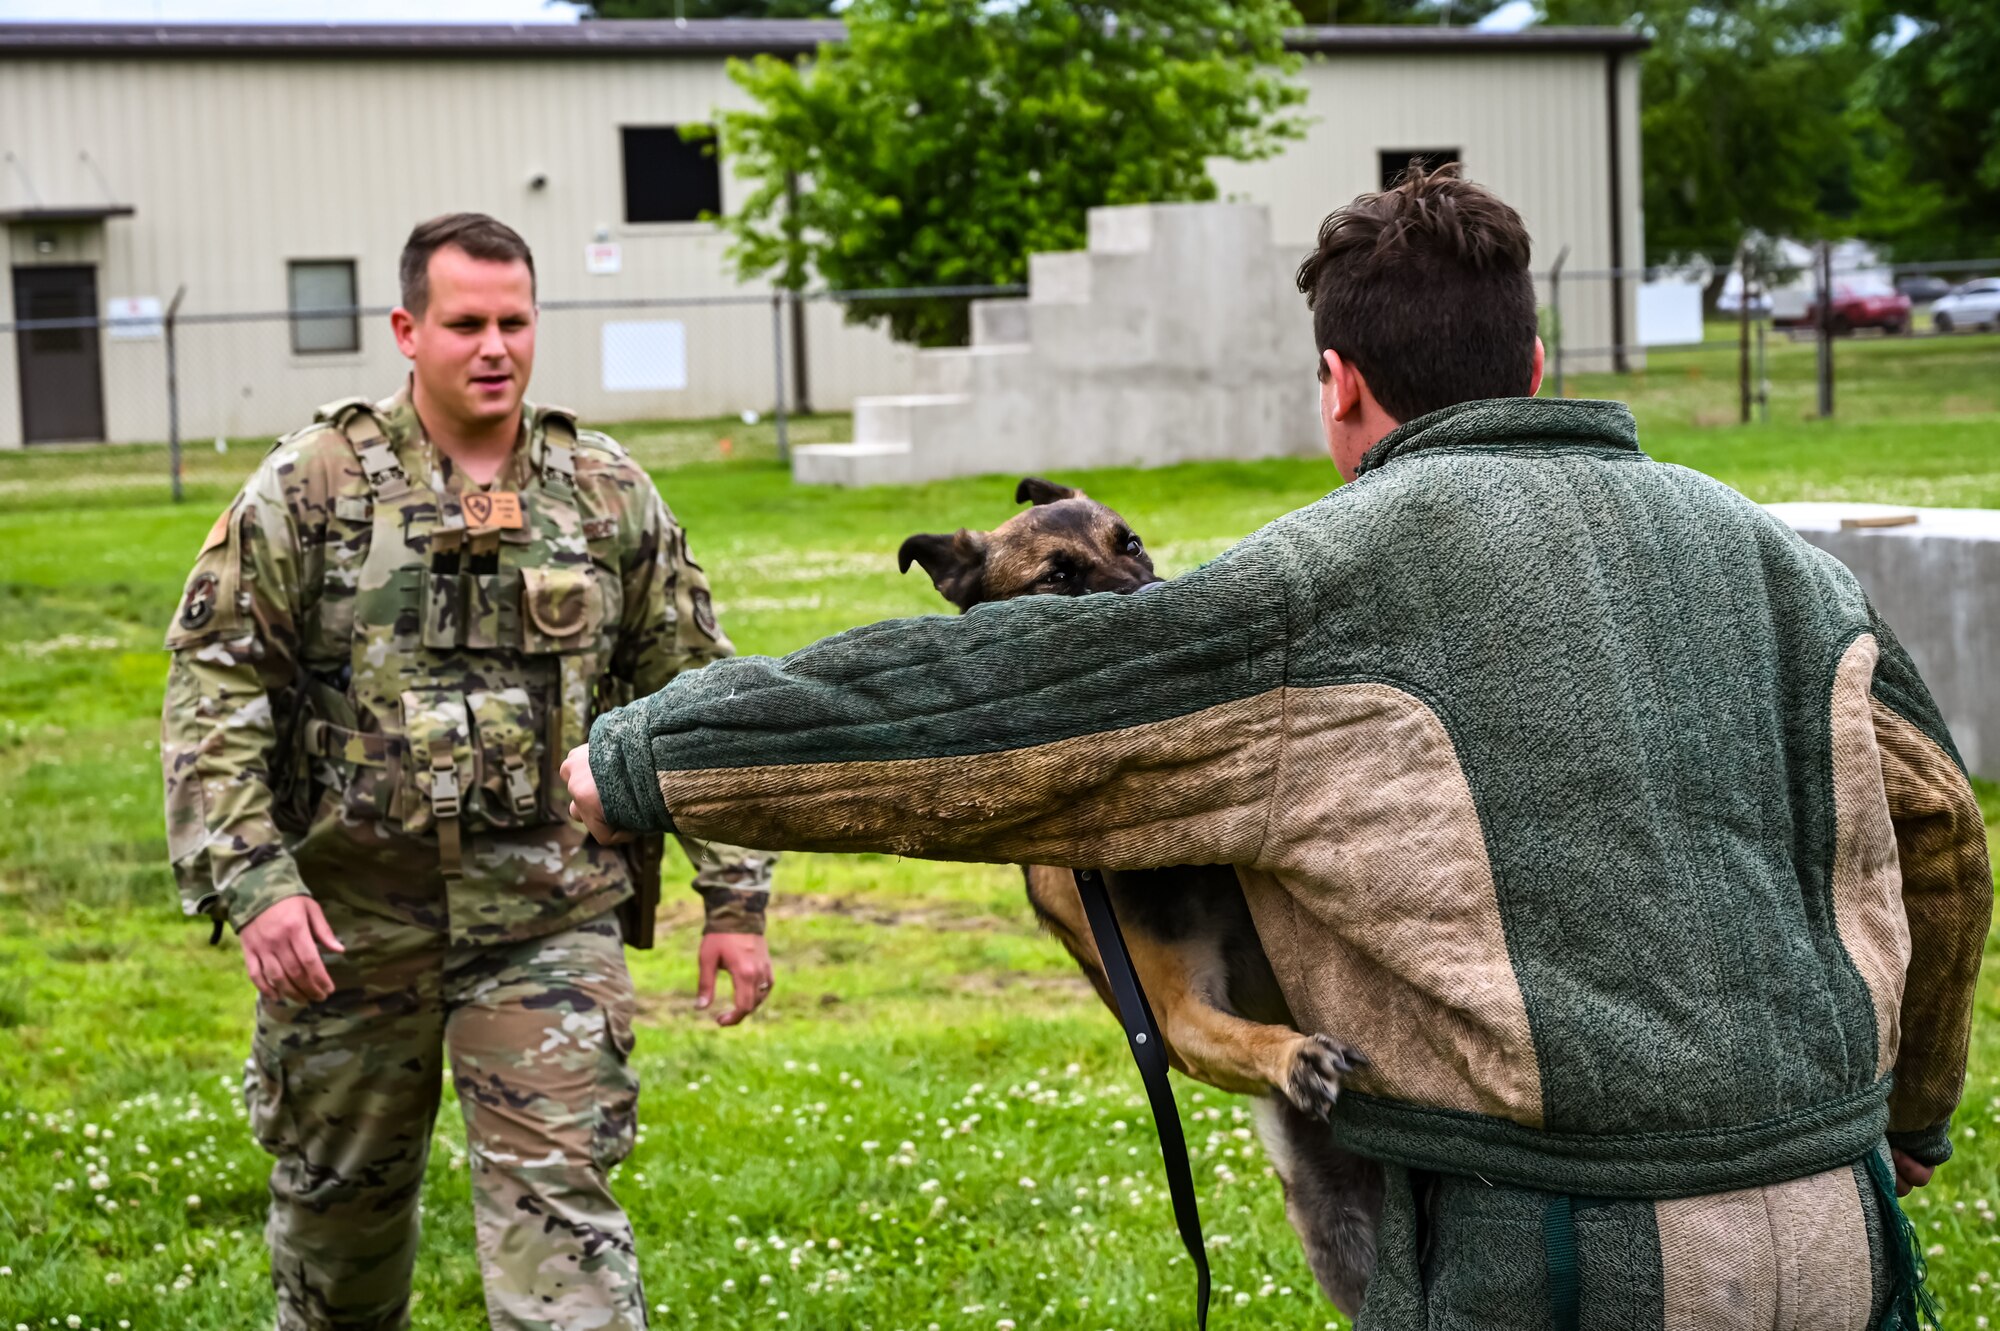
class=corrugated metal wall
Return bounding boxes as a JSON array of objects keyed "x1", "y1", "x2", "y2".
[{"x1": 0, "y1": 45, "x2": 1637, "y2": 449}]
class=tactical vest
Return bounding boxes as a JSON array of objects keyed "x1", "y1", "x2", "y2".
[{"x1": 285, "y1": 397, "x2": 622, "y2": 881}]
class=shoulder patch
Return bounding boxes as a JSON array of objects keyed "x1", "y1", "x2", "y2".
[
  {"x1": 574, "y1": 428, "x2": 631, "y2": 460},
  {"x1": 313, "y1": 395, "x2": 375, "y2": 426}
]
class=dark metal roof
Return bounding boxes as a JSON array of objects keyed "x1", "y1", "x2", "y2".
[
  {"x1": 0, "y1": 20, "x2": 842, "y2": 58},
  {"x1": 0, "y1": 205, "x2": 136, "y2": 223},
  {"x1": 0, "y1": 20, "x2": 1647, "y2": 59},
  {"x1": 1289, "y1": 25, "x2": 1648, "y2": 54}
]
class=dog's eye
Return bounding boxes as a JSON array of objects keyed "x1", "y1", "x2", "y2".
[
  {"x1": 1046, "y1": 567, "x2": 1070, "y2": 583},
  {"x1": 1124, "y1": 536, "x2": 1143, "y2": 556}
]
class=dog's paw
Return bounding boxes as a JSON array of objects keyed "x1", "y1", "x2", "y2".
[{"x1": 1283, "y1": 1034, "x2": 1369, "y2": 1121}]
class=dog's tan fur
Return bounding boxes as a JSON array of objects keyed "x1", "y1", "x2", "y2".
[{"x1": 899, "y1": 478, "x2": 1383, "y2": 1314}]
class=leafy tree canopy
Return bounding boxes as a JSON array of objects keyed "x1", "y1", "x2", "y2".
[
  {"x1": 1849, "y1": 0, "x2": 2000, "y2": 259},
  {"x1": 1541, "y1": 0, "x2": 1864, "y2": 267},
  {"x1": 712, "y1": 0, "x2": 1307, "y2": 345}
]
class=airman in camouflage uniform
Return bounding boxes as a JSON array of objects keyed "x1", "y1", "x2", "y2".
[{"x1": 161, "y1": 216, "x2": 772, "y2": 1331}]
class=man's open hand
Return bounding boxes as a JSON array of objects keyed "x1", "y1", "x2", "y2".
[
  {"x1": 698, "y1": 933, "x2": 773, "y2": 1026},
  {"x1": 1892, "y1": 1148, "x2": 1935, "y2": 1196},
  {"x1": 240, "y1": 896, "x2": 344, "y2": 1005},
  {"x1": 560, "y1": 744, "x2": 631, "y2": 846}
]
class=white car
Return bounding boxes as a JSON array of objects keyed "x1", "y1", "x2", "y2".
[{"x1": 1932, "y1": 278, "x2": 2000, "y2": 333}]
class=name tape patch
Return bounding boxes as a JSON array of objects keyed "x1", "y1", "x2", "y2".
[{"x1": 463, "y1": 491, "x2": 525, "y2": 531}]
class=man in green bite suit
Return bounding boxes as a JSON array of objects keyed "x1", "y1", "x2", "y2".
[{"x1": 565, "y1": 167, "x2": 1991, "y2": 1328}]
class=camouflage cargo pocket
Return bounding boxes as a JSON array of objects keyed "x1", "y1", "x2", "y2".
[
  {"x1": 590, "y1": 1004, "x2": 639, "y2": 1173},
  {"x1": 243, "y1": 1036, "x2": 295, "y2": 1159},
  {"x1": 395, "y1": 689, "x2": 476, "y2": 835},
  {"x1": 468, "y1": 686, "x2": 543, "y2": 829},
  {"x1": 520, "y1": 565, "x2": 603, "y2": 654}
]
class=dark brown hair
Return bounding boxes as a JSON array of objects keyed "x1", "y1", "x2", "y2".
[
  {"x1": 1294, "y1": 165, "x2": 1537, "y2": 423},
  {"x1": 399, "y1": 213, "x2": 536, "y2": 316}
]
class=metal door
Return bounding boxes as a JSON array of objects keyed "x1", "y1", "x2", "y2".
[{"x1": 13, "y1": 265, "x2": 106, "y2": 443}]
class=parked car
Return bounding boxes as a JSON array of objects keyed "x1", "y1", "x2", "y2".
[
  {"x1": 1776, "y1": 278, "x2": 1912, "y2": 334},
  {"x1": 1896, "y1": 273, "x2": 1953, "y2": 304},
  {"x1": 1932, "y1": 278, "x2": 2000, "y2": 333}
]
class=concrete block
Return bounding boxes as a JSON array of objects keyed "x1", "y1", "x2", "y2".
[
  {"x1": 795, "y1": 201, "x2": 1324, "y2": 488},
  {"x1": 1767, "y1": 502, "x2": 2000, "y2": 780},
  {"x1": 971, "y1": 299, "x2": 1029, "y2": 348}
]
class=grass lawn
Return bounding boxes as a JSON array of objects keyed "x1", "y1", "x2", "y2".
[{"x1": 2, "y1": 329, "x2": 1998, "y2": 1329}]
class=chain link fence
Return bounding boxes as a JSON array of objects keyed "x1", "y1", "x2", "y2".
[
  {"x1": 1538, "y1": 254, "x2": 2000, "y2": 424},
  {"x1": 1, "y1": 259, "x2": 1996, "y2": 513},
  {"x1": 0, "y1": 284, "x2": 1018, "y2": 513}
]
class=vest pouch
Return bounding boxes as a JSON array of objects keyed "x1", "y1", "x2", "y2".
[
  {"x1": 468, "y1": 686, "x2": 544, "y2": 829},
  {"x1": 464, "y1": 533, "x2": 505, "y2": 651},
  {"x1": 521, "y1": 565, "x2": 603, "y2": 654},
  {"x1": 395, "y1": 689, "x2": 476, "y2": 835},
  {"x1": 423, "y1": 529, "x2": 467, "y2": 650}
]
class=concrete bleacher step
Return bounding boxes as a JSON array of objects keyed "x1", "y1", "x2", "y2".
[
  {"x1": 790, "y1": 440, "x2": 915, "y2": 488},
  {"x1": 852, "y1": 392, "x2": 970, "y2": 445},
  {"x1": 911, "y1": 345, "x2": 1029, "y2": 395}
]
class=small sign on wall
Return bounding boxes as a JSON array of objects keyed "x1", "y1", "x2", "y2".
[
  {"x1": 106, "y1": 296, "x2": 164, "y2": 339},
  {"x1": 1637, "y1": 279, "x2": 1705, "y2": 347},
  {"x1": 602, "y1": 320, "x2": 687, "y2": 392},
  {"x1": 586, "y1": 243, "x2": 622, "y2": 276}
]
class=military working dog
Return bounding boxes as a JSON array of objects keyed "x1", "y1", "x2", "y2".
[{"x1": 898, "y1": 477, "x2": 1383, "y2": 1314}]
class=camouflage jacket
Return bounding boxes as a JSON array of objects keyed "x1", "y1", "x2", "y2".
[{"x1": 161, "y1": 383, "x2": 774, "y2": 945}]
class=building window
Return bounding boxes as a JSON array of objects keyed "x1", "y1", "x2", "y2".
[
  {"x1": 1378, "y1": 148, "x2": 1461, "y2": 190},
  {"x1": 622, "y1": 126, "x2": 723, "y2": 225},
  {"x1": 288, "y1": 260, "x2": 359, "y2": 355}
]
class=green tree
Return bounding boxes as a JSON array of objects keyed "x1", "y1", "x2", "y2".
[
  {"x1": 1541, "y1": 0, "x2": 1863, "y2": 266},
  {"x1": 713, "y1": 0, "x2": 1307, "y2": 345},
  {"x1": 1850, "y1": 0, "x2": 2000, "y2": 259}
]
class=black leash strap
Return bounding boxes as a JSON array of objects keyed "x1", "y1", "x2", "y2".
[{"x1": 1072, "y1": 867, "x2": 1210, "y2": 1330}]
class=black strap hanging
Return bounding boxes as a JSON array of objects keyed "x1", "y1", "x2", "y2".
[{"x1": 1071, "y1": 867, "x2": 1211, "y2": 1330}]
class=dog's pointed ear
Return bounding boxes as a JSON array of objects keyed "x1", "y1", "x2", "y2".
[
  {"x1": 897, "y1": 529, "x2": 989, "y2": 610},
  {"x1": 1015, "y1": 476, "x2": 1082, "y2": 507}
]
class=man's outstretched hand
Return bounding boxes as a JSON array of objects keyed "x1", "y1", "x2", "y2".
[
  {"x1": 240, "y1": 895, "x2": 345, "y2": 1005},
  {"x1": 1892, "y1": 1148, "x2": 1935, "y2": 1197},
  {"x1": 561, "y1": 744, "x2": 631, "y2": 846},
  {"x1": 699, "y1": 932, "x2": 774, "y2": 1026}
]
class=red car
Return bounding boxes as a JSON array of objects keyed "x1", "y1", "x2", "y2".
[{"x1": 1780, "y1": 277, "x2": 1913, "y2": 334}]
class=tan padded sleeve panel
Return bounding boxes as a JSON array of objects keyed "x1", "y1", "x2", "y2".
[
  {"x1": 1873, "y1": 699, "x2": 1993, "y2": 1136},
  {"x1": 661, "y1": 690, "x2": 1284, "y2": 869},
  {"x1": 1827, "y1": 635, "x2": 1911, "y2": 1076},
  {"x1": 1243, "y1": 683, "x2": 1542, "y2": 1126}
]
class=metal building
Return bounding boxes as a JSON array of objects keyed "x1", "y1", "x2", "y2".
[{"x1": 0, "y1": 20, "x2": 1643, "y2": 449}]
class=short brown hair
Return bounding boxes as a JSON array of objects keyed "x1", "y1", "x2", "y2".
[
  {"x1": 399, "y1": 213, "x2": 536, "y2": 316},
  {"x1": 1294, "y1": 165, "x2": 1537, "y2": 423}
]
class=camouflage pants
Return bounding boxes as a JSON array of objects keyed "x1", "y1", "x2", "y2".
[{"x1": 243, "y1": 903, "x2": 645, "y2": 1331}]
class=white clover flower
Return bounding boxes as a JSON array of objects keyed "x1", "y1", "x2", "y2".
[
  {"x1": 68, "y1": 1317, "x2": 83, "y2": 1328},
  {"x1": 759, "y1": 1274, "x2": 773, "y2": 1287},
  {"x1": 1018, "y1": 1177, "x2": 1036, "y2": 1190},
  {"x1": 997, "y1": 1321, "x2": 1016, "y2": 1330},
  {"x1": 919, "y1": 1179, "x2": 940, "y2": 1193},
  {"x1": 185, "y1": 1194, "x2": 201, "y2": 1208},
  {"x1": 722, "y1": 1278, "x2": 737, "y2": 1293},
  {"x1": 734, "y1": 1236, "x2": 752, "y2": 1252},
  {"x1": 861, "y1": 1141, "x2": 879, "y2": 1153}
]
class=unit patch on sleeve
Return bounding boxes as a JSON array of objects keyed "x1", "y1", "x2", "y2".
[{"x1": 181, "y1": 572, "x2": 221, "y2": 630}]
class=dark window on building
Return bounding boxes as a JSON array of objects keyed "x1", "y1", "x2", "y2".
[
  {"x1": 1378, "y1": 148, "x2": 1461, "y2": 190},
  {"x1": 622, "y1": 126, "x2": 723, "y2": 225},
  {"x1": 288, "y1": 259, "x2": 359, "y2": 354}
]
